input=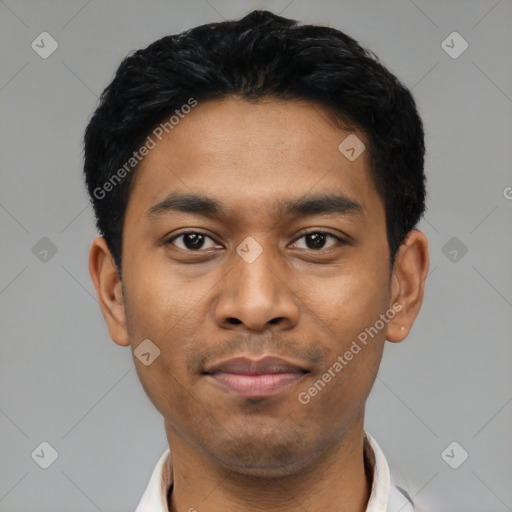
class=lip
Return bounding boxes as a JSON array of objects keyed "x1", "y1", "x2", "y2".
[{"x1": 204, "y1": 356, "x2": 310, "y2": 398}]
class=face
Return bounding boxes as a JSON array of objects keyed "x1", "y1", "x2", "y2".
[{"x1": 100, "y1": 97, "x2": 406, "y2": 476}]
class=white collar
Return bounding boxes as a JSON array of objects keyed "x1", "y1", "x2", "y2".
[{"x1": 135, "y1": 430, "x2": 414, "y2": 512}]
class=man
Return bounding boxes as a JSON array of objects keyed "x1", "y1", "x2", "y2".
[{"x1": 84, "y1": 9, "x2": 429, "y2": 512}]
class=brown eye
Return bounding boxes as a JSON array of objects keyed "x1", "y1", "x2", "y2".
[
  {"x1": 167, "y1": 232, "x2": 220, "y2": 251},
  {"x1": 291, "y1": 232, "x2": 342, "y2": 251}
]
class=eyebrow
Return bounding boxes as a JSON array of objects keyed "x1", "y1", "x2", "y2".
[{"x1": 147, "y1": 192, "x2": 364, "y2": 220}]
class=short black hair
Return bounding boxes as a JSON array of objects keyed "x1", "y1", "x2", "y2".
[{"x1": 84, "y1": 9, "x2": 426, "y2": 271}]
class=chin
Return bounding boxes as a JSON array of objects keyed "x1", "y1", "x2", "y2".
[
  {"x1": 212, "y1": 450, "x2": 316, "y2": 478},
  {"x1": 202, "y1": 428, "x2": 323, "y2": 478}
]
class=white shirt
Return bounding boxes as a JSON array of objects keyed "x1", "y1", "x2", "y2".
[{"x1": 135, "y1": 431, "x2": 415, "y2": 512}]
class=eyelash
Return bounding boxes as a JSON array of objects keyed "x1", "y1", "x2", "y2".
[{"x1": 165, "y1": 230, "x2": 346, "y2": 252}]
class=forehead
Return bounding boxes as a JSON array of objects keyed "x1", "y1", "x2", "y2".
[{"x1": 126, "y1": 96, "x2": 382, "y2": 225}]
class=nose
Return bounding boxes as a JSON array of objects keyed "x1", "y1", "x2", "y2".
[{"x1": 213, "y1": 243, "x2": 300, "y2": 332}]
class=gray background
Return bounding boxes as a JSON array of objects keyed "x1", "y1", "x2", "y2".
[{"x1": 1, "y1": 0, "x2": 511, "y2": 511}]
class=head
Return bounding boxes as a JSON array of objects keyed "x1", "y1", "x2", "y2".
[{"x1": 86, "y1": 10, "x2": 429, "y2": 476}]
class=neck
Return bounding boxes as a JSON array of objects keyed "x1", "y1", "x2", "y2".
[{"x1": 165, "y1": 416, "x2": 371, "y2": 512}]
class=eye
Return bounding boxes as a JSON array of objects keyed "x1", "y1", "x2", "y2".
[
  {"x1": 166, "y1": 232, "x2": 221, "y2": 251},
  {"x1": 166, "y1": 230, "x2": 345, "y2": 253},
  {"x1": 290, "y1": 231, "x2": 343, "y2": 251}
]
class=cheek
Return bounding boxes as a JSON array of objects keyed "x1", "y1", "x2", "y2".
[
  {"x1": 121, "y1": 268, "x2": 192, "y2": 406},
  {"x1": 122, "y1": 254, "x2": 204, "y2": 339},
  {"x1": 302, "y1": 256, "x2": 389, "y2": 406},
  {"x1": 317, "y1": 261, "x2": 390, "y2": 341},
  {"x1": 126, "y1": 293, "x2": 194, "y2": 427}
]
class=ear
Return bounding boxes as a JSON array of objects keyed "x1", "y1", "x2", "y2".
[
  {"x1": 386, "y1": 230, "x2": 429, "y2": 343},
  {"x1": 88, "y1": 236, "x2": 130, "y2": 347}
]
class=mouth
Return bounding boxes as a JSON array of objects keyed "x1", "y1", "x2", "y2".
[{"x1": 203, "y1": 356, "x2": 310, "y2": 398}]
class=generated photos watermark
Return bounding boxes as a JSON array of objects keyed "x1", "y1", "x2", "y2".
[
  {"x1": 93, "y1": 97, "x2": 198, "y2": 200},
  {"x1": 298, "y1": 302, "x2": 403, "y2": 405}
]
